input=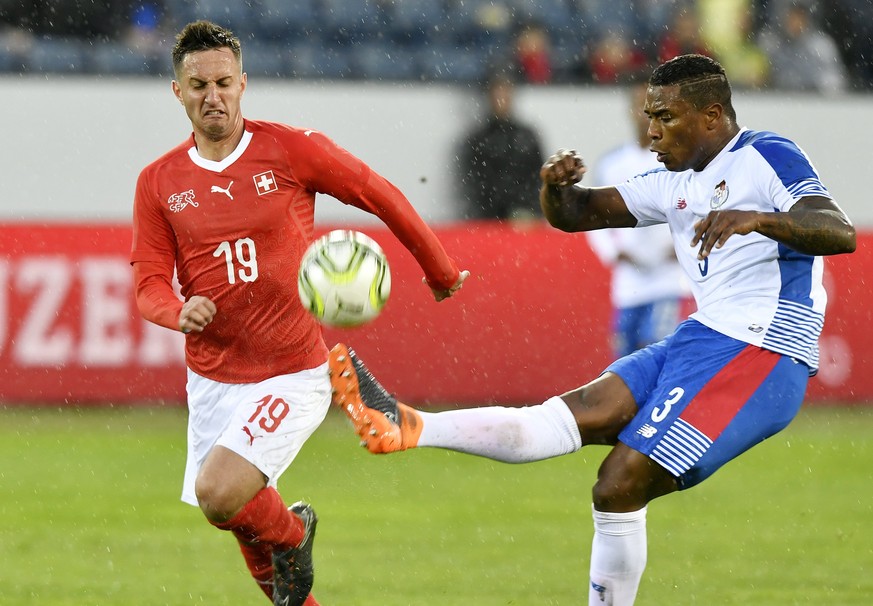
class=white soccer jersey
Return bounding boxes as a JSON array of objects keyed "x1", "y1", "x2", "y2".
[
  {"x1": 588, "y1": 142, "x2": 689, "y2": 308},
  {"x1": 614, "y1": 128, "x2": 832, "y2": 372}
]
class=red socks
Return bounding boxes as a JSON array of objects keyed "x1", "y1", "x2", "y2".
[
  {"x1": 214, "y1": 486, "x2": 305, "y2": 549},
  {"x1": 235, "y1": 536, "x2": 321, "y2": 604},
  {"x1": 213, "y1": 487, "x2": 314, "y2": 602},
  {"x1": 235, "y1": 538, "x2": 274, "y2": 599}
]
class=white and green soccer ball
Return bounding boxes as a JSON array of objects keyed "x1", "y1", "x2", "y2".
[{"x1": 297, "y1": 230, "x2": 391, "y2": 328}]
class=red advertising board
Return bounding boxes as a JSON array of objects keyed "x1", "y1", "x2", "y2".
[{"x1": 1, "y1": 223, "x2": 869, "y2": 405}]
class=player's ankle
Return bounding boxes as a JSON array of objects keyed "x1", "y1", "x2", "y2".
[{"x1": 397, "y1": 403, "x2": 424, "y2": 449}]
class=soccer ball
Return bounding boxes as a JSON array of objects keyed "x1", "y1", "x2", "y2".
[{"x1": 297, "y1": 230, "x2": 391, "y2": 328}]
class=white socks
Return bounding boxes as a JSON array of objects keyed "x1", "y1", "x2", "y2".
[
  {"x1": 416, "y1": 396, "x2": 582, "y2": 463},
  {"x1": 589, "y1": 506, "x2": 648, "y2": 605},
  {"x1": 409, "y1": 397, "x2": 646, "y2": 604}
]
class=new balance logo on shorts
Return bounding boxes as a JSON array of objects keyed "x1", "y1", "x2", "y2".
[{"x1": 637, "y1": 424, "x2": 658, "y2": 438}]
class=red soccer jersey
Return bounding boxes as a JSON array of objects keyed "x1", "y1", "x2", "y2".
[{"x1": 132, "y1": 119, "x2": 459, "y2": 383}]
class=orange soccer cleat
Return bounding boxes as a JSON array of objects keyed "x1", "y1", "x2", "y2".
[{"x1": 328, "y1": 343, "x2": 422, "y2": 454}]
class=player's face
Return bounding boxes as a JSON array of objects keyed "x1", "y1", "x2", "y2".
[
  {"x1": 644, "y1": 85, "x2": 715, "y2": 172},
  {"x1": 172, "y1": 47, "x2": 246, "y2": 142}
]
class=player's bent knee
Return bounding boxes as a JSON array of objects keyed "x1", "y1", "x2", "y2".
[
  {"x1": 591, "y1": 444, "x2": 676, "y2": 511},
  {"x1": 195, "y1": 446, "x2": 269, "y2": 522},
  {"x1": 560, "y1": 379, "x2": 638, "y2": 446},
  {"x1": 195, "y1": 474, "x2": 251, "y2": 522},
  {"x1": 592, "y1": 470, "x2": 645, "y2": 511}
]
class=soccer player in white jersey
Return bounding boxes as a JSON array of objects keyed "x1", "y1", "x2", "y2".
[
  {"x1": 587, "y1": 81, "x2": 690, "y2": 357},
  {"x1": 328, "y1": 54, "x2": 856, "y2": 605}
]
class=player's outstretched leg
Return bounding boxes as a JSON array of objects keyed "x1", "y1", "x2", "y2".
[
  {"x1": 272, "y1": 502, "x2": 318, "y2": 606},
  {"x1": 328, "y1": 343, "x2": 423, "y2": 454}
]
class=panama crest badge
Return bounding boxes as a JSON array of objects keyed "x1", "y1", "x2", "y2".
[{"x1": 710, "y1": 179, "x2": 729, "y2": 209}]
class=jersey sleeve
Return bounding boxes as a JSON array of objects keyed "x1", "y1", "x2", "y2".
[
  {"x1": 751, "y1": 134, "x2": 833, "y2": 212},
  {"x1": 354, "y1": 170, "x2": 460, "y2": 289},
  {"x1": 293, "y1": 130, "x2": 460, "y2": 290},
  {"x1": 614, "y1": 169, "x2": 671, "y2": 226},
  {"x1": 130, "y1": 167, "x2": 184, "y2": 330},
  {"x1": 133, "y1": 261, "x2": 183, "y2": 331}
]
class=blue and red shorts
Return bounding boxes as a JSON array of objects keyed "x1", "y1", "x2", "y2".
[{"x1": 609, "y1": 319, "x2": 809, "y2": 489}]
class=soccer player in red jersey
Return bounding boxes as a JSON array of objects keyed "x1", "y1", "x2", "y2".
[{"x1": 130, "y1": 20, "x2": 468, "y2": 606}]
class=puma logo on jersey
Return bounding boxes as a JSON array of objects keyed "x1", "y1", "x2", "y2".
[
  {"x1": 304, "y1": 129, "x2": 314, "y2": 137},
  {"x1": 211, "y1": 180, "x2": 234, "y2": 200},
  {"x1": 167, "y1": 190, "x2": 199, "y2": 213}
]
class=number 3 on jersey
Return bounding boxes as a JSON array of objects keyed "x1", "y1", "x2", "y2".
[{"x1": 214, "y1": 238, "x2": 259, "y2": 284}]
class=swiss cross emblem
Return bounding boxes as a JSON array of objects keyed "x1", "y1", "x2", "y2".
[{"x1": 253, "y1": 170, "x2": 278, "y2": 195}]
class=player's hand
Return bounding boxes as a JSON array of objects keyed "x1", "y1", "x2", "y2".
[
  {"x1": 540, "y1": 149, "x2": 587, "y2": 187},
  {"x1": 692, "y1": 210, "x2": 761, "y2": 260},
  {"x1": 179, "y1": 295, "x2": 217, "y2": 333},
  {"x1": 428, "y1": 270, "x2": 470, "y2": 302}
]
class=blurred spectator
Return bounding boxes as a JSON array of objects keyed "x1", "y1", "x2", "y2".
[
  {"x1": 0, "y1": 26, "x2": 32, "y2": 70},
  {"x1": 448, "y1": 0, "x2": 515, "y2": 47},
  {"x1": 0, "y1": 0, "x2": 165, "y2": 40},
  {"x1": 657, "y1": 8, "x2": 712, "y2": 63},
  {"x1": 749, "y1": 0, "x2": 773, "y2": 35},
  {"x1": 759, "y1": 1, "x2": 848, "y2": 94},
  {"x1": 818, "y1": 0, "x2": 873, "y2": 90},
  {"x1": 0, "y1": 0, "x2": 868, "y2": 91},
  {"x1": 456, "y1": 72, "x2": 545, "y2": 221},
  {"x1": 698, "y1": 0, "x2": 769, "y2": 89},
  {"x1": 587, "y1": 82, "x2": 690, "y2": 358},
  {"x1": 0, "y1": 0, "x2": 169, "y2": 73},
  {"x1": 637, "y1": 0, "x2": 681, "y2": 42},
  {"x1": 588, "y1": 31, "x2": 650, "y2": 84},
  {"x1": 123, "y1": 3, "x2": 166, "y2": 55},
  {"x1": 573, "y1": 0, "x2": 646, "y2": 43},
  {"x1": 513, "y1": 21, "x2": 553, "y2": 84}
]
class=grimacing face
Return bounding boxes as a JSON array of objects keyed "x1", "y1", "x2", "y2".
[
  {"x1": 172, "y1": 47, "x2": 246, "y2": 143},
  {"x1": 644, "y1": 84, "x2": 715, "y2": 172}
]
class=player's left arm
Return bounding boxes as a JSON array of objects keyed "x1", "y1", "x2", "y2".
[
  {"x1": 692, "y1": 195, "x2": 857, "y2": 260},
  {"x1": 355, "y1": 170, "x2": 465, "y2": 296},
  {"x1": 297, "y1": 131, "x2": 465, "y2": 297}
]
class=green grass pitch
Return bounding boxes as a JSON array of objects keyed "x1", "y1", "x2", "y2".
[{"x1": 1, "y1": 404, "x2": 872, "y2": 605}]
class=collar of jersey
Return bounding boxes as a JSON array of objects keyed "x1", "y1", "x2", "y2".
[{"x1": 187, "y1": 130, "x2": 253, "y2": 172}]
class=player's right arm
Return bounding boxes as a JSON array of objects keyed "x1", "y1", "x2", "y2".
[
  {"x1": 133, "y1": 260, "x2": 216, "y2": 333},
  {"x1": 131, "y1": 168, "x2": 216, "y2": 333},
  {"x1": 539, "y1": 149, "x2": 637, "y2": 232}
]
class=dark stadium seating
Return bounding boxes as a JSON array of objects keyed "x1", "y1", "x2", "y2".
[{"x1": 2, "y1": 0, "x2": 868, "y2": 89}]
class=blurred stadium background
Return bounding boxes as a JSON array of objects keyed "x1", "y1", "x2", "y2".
[
  {"x1": 2, "y1": 1, "x2": 872, "y2": 604},
  {"x1": 2, "y1": 0, "x2": 872, "y2": 89}
]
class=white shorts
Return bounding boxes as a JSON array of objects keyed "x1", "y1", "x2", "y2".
[{"x1": 181, "y1": 363, "x2": 331, "y2": 506}]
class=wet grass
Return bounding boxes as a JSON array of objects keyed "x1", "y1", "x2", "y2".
[{"x1": 1, "y1": 404, "x2": 871, "y2": 605}]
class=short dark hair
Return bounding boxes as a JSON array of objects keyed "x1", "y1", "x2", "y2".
[
  {"x1": 172, "y1": 20, "x2": 242, "y2": 75},
  {"x1": 649, "y1": 54, "x2": 736, "y2": 122}
]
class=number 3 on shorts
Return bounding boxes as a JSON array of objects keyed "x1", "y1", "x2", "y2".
[{"x1": 651, "y1": 387, "x2": 685, "y2": 423}]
